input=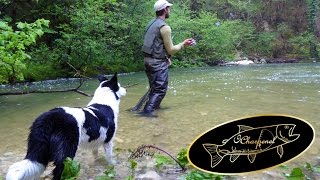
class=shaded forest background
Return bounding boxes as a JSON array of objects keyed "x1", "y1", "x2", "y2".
[{"x1": 1, "y1": 0, "x2": 320, "y2": 84}]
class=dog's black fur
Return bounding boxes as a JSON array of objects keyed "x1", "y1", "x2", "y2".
[{"x1": 7, "y1": 73, "x2": 126, "y2": 180}]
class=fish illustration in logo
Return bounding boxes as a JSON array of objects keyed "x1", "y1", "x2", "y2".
[{"x1": 203, "y1": 124, "x2": 300, "y2": 168}]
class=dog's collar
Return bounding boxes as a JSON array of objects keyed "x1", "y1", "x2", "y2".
[{"x1": 114, "y1": 92, "x2": 119, "y2": 100}]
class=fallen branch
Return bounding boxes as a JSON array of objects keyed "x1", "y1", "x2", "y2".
[
  {"x1": 0, "y1": 89, "x2": 91, "y2": 96},
  {"x1": 0, "y1": 60, "x2": 139, "y2": 96},
  {"x1": 0, "y1": 78, "x2": 92, "y2": 96},
  {"x1": 66, "y1": 62, "x2": 91, "y2": 79},
  {"x1": 0, "y1": 81, "x2": 140, "y2": 96},
  {"x1": 129, "y1": 144, "x2": 186, "y2": 171}
]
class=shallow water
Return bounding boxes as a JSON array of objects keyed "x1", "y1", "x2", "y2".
[{"x1": 0, "y1": 63, "x2": 319, "y2": 179}]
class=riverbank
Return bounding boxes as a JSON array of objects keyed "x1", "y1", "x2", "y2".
[
  {"x1": 1, "y1": 148, "x2": 319, "y2": 179},
  {"x1": 201, "y1": 57, "x2": 312, "y2": 67}
]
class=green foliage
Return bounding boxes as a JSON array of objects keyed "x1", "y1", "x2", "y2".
[
  {"x1": 1, "y1": 0, "x2": 320, "y2": 82},
  {"x1": 285, "y1": 167, "x2": 305, "y2": 180},
  {"x1": 125, "y1": 159, "x2": 138, "y2": 180},
  {"x1": 61, "y1": 157, "x2": 80, "y2": 180},
  {"x1": 272, "y1": 23, "x2": 296, "y2": 57},
  {"x1": 124, "y1": 176, "x2": 134, "y2": 180},
  {"x1": 55, "y1": 0, "x2": 121, "y2": 72},
  {"x1": 0, "y1": 0, "x2": 10, "y2": 5},
  {"x1": 305, "y1": 162, "x2": 320, "y2": 173},
  {"x1": 26, "y1": 44, "x2": 64, "y2": 81},
  {"x1": 176, "y1": 148, "x2": 189, "y2": 168},
  {"x1": 228, "y1": 0, "x2": 261, "y2": 16},
  {"x1": 242, "y1": 31, "x2": 275, "y2": 57},
  {"x1": 128, "y1": 159, "x2": 138, "y2": 171},
  {"x1": 44, "y1": 0, "x2": 148, "y2": 77},
  {"x1": 185, "y1": 169, "x2": 223, "y2": 180},
  {"x1": 154, "y1": 154, "x2": 174, "y2": 169},
  {"x1": 176, "y1": 148, "x2": 223, "y2": 179},
  {"x1": 307, "y1": 0, "x2": 318, "y2": 32},
  {"x1": 201, "y1": 0, "x2": 262, "y2": 20},
  {"x1": 282, "y1": 163, "x2": 320, "y2": 180},
  {"x1": 289, "y1": 32, "x2": 316, "y2": 58},
  {"x1": 169, "y1": 8, "x2": 257, "y2": 62},
  {"x1": 0, "y1": 18, "x2": 49, "y2": 83},
  {"x1": 96, "y1": 165, "x2": 116, "y2": 180},
  {"x1": 306, "y1": 0, "x2": 319, "y2": 58}
]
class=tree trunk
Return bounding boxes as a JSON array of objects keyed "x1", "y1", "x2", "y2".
[
  {"x1": 308, "y1": 0, "x2": 319, "y2": 59},
  {"x1": 316, "y1": 2, "x2": 320, "y2": 40}
]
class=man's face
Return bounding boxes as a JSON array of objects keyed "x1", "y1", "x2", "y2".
[{"x1": 165, "y1": 7, "x2": 170, "y2": 18}]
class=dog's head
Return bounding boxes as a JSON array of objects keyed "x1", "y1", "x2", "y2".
[{"x1": 96, "y1": 72, "x2": 126, "y2": 100}]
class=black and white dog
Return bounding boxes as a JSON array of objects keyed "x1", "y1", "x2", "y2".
[{"x1": 6, "y1": 73, "x2": 126, "y2": 180}]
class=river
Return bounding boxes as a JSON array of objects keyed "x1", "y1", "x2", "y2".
[{"x1": 0, "y1": 63, "x2": 319, "y2": 179}]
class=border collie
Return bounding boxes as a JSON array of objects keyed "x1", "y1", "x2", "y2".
[{"x1": 6, "y1": 73, "x2": 126, "y2": 180}]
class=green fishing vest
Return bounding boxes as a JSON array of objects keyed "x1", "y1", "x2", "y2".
[{"x1": 142, "y1": 18, "x2": 168, "y2": 59}]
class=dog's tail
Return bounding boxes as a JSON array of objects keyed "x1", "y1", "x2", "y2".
[
  {"x1": 7, "y1": 108, "x2": 80, "y2": 179},
  {"x1": 6, "y1": 159, "x2": 45, "y2": 180},
  {"x1": 7, "y1": 109, "x2": 57, "y2": 180}
]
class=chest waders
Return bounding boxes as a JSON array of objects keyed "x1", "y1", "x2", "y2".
[
  {"x1": 142, "y1": 57, "x2": 169, "y2": 113},
  {"x1": 132, "y1": 18, "x2": 169, "y2": 115}
]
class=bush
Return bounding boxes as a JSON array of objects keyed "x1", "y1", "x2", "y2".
[
  {"x1": 0, "y1": 19, "x2": 49, "y2": 84},
  {"x1": 168, "y1": 8, "x2": 258, "y2": 62},
  {"x1": 289, "y1": 32, "x2": 317, "y2": 58}
]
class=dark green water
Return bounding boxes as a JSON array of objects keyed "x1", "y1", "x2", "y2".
[{"x1": 0, "y1": 63, "x2": 319, "y2": 178}]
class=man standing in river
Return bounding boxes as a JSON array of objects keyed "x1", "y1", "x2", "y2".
[{"x1": 135, "y1": 0, "x2": 195, "y2": 117}]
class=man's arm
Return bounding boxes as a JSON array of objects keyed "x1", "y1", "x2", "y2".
[{"x1": 160, "y1": 25, "x2": 184, "y2": 55}]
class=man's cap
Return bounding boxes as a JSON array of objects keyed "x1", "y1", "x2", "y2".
[{"x1": 154, "y1": 0, "x2": 173, "y2": 12}]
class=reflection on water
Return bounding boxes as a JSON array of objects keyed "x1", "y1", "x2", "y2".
[{"x1": 0, "y1": 63, "x2": 319, "y2": 178}]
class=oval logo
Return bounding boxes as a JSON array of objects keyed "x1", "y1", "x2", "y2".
[{"x1": 187, "y1": 115, "x2": 315, "y2": 175}]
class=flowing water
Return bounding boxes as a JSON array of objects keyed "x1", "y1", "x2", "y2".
[{"x1": 0, "y1": 63, "x2": 319, "y2": 179}]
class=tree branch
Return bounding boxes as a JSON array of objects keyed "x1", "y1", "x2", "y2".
[{"x1": 0, "y1": 78, "x2": 92, "y2": 96}]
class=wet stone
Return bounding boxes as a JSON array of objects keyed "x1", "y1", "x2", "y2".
[
  {"x1": 3, "y1": 152, "x2": 14, "y2": 156},
  {"x1": 137, "y1": 171, "x2": 161, "y2": 180}
]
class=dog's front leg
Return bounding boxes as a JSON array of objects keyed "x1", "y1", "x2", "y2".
[{"x1": 104, "y1": 141, "x2": 115, "y2": 164}]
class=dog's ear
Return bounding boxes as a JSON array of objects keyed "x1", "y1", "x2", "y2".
[
  {"x1": 98, "y1": 75, "x2": 108, "y2": 82},
  {"x1": 107, "y1": 72, "x2": 119, "y2": 91},
  {"x1": 110, "y1": 72, "x2": 118, "y2": 84},
  {"x1": 99, "y1": 73, "x2": 119, "y2": 91}
]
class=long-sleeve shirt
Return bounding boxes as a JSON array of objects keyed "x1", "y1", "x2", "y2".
[{"x1": 160, "y1": 25, "x2": 184, "y2": 56}]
